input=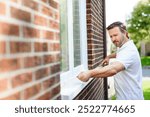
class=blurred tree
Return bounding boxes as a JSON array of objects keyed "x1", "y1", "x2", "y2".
[{"x1": 126, "y1": 0, "x2": 150, "y2": 50}]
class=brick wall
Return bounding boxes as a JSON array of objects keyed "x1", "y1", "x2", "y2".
[
  {"x1": 0, "y1": 0, "x2": 61, "y2": 100},
  {"x1": 87, "y1": 0, "x2": 105, "y2": 69},
  {"x1": 74, "y1": 0, "x2": 107, "y2": 100}
]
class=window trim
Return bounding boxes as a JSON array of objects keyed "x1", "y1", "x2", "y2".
[{"x1": 60, "y1": 0, "x2": 89, "y2": 100}]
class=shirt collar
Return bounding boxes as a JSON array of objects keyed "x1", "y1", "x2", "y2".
[{"x1": 117, "y1": 39, "x2": 133, "y2": 52}]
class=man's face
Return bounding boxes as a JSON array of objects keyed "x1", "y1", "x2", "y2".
[{"x1": 108, "y1": 27, "x2": 126, "y2": 47}]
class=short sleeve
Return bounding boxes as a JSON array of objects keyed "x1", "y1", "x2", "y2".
[{"x1": 116, "y1": 50, "x2": 136, "y2": 69}]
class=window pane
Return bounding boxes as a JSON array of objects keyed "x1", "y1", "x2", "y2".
[
  {"x1": 60, "y1": 0, "x2": 69, "y2": 71},
  {"x1": 73, "y1": 0, "x2": 81, "y2": 67}
]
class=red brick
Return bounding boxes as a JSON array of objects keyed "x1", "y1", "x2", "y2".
[
  {"x1": 52, "y1": 85, "x2": 60, "y2": 96},
  {"x1": 48, "y1": 0, "x2": 59, "y2": 9},
  {"x1": 0, "y1": 41, "x2": 6, "y2": 54},
  {"x1": 23, "y1": 84, "x2": 41, "y2": 99},
  {"x1": 55, "y1": 12, "x2": 59, "y2": 20},
  {"x1": 34, "y1": 15, "x2": 48, "y2": 26},
  {"x1": 54, "y1": 74, "x2": 60, "y2": 83},
  {"x1": 12, "y1": 72, "x2": 32, "y2": 88},
  {"x1": 43, "y1": 43, "x2": 48, "y2": 51},
  {"x1": 0, "y1": 22, "x2": 19, "y2": 36},
  {"x1": 42, "y1": 30, "x2": 54, "y2": 40},
  {"x1": 49, "y1": 20, "x2": 59, "y2": 29},
  {"x1": 34, "y1": 42, "x2": 43, "y2": 52},
  {"x1": 23, "y1": 26, "x2": 40, "y2": 38},
  {"x1": 22, "y1": 0, "x2": 38, "y2": 11},
  {"x1": 50, "y1": 64, "x2": 60, "y2": 74},
  {"x1": 88, "y1": 44, "x2": 93, "y2": 49},
  {"x1": 0, "y1": 92, "x2": 21, "y2": 100},
  {"x1": 49, "y1": 43, "x2": 53, "y2": 51},
  {"x1": 37, "y1": 91, "x2": 52, "y2": 100},
  {"x1": 43, "y1": 54, "x2": 60, "y2": 64},
  {"x1": 0, "y1": 58, "x2": 21, "y2": 73},
  {"x1": 49, "y1": 43, "x2": 60, "y2": 51},
  {"x1": 34, "y1": 42, "x2": 48, "y2": 52},
  {"x1": 10, "y1": 41, "x2": 31, "y2": 53},
  {"x1": 43, "y1": 55, "x2": 54, "y2": 64},
  {"x1": 0, "y1": 2, "x2": 6, "y2": 15},
  {"x1": 55, "y1": 32, "x2": 60, "y2": 40},
  {"x1": 0, "y1": 79, "x2": 8, "y2": 92},
  {"x1": 35, "y1": 68, "x2": 50, "y2": 80},
  {"x1": 41, "y1": 6, "x2": 53, "y2": 17},
  {"x1": 24, "y1": 56, "x2": 42, "y2": 68},
  {"x1": 42, "y1": 77, "x2": 55, "y2": 89},
  {"x1": 53, "y1": 43, "x2": 60, "y2": 51},
  {"x1": 11, "y1": 7, "x2": 31, "y2": 22},
  {"x1": 38, "y1": 85, "x2": 60, "y2": 100},
  {"x1": 55, "y1": 53, "x2": 61, "y2": 62}
]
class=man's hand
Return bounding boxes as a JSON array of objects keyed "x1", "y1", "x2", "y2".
[
  {"x1": 101, "y1": 53, "x2": 116, "y2": 66},
  {"x1": 77, "y1": 71, "x2": 91, "y2": 82},
  {"x1": 101, "y1": 56, "x2": 109, "y2": 66}
]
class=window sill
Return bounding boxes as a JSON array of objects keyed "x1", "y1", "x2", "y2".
[{"x1": 60, "y1": 77, "x2": 91, "y2": 100}]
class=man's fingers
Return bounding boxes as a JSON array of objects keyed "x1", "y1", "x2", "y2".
[
  {"x1": 100, "y1": 61, "x2": 108, "y2": 67},
  {"x1": 100, "y1": 61, "x2": 105, "y2": 65},
  {"x1": 101, "y1": 61, "x2": 106, "y2": 65}
]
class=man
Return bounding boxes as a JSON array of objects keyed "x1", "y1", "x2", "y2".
[{"x1": 77, "y1": 21, "x2": 144, "y2": 100}]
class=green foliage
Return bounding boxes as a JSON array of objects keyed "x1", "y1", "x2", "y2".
[
  {"x1": 126, "y1": 0, "x2": 150, "y2": 49},
  {"x1": 141, "y1": 56, "x2": 150, "y2": 66}
]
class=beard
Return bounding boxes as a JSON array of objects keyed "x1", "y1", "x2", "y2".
[{"x1": 113, "y1": 35, "x2": 126, "y2": 47}]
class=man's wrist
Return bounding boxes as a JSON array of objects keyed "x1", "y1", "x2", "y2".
[{"x1": 107, "y1": 55, "x2": 112, "y2": 59}]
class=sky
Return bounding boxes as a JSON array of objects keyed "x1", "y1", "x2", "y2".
[{"x1": 106, "y1": 0, "x2": 142, "y2": 27}]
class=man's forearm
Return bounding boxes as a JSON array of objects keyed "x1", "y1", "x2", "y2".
[
  {"x1": 89, "y1": 64, "x2": 117, "y2": 78},
  {"x1": 107, "y1": 53, "x2": 116, "y2": 59},
  {"x1": 77, "y1": 61, "x2": 124, "y2": 82},
  {"x1": 88, "y1": 61, "x2": 124, "y2": 78}
]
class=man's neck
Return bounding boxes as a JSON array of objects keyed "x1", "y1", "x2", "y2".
[{"x1": 119, "y1": 38, "x2": 129, "y2": 48}]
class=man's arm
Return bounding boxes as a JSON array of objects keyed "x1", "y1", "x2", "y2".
[
  {"x1": 101, "y1": 53, "x2": 116, "y2": 66},
  {"x1": 77, "y1": 61, "x2": 124, "y2": 82},
  {"x1": 107, "y1": 53, "x2": 116, "y2": 58}
]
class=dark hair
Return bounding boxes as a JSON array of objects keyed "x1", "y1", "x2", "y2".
[{"x1": 106, "y1": 21, "x2": 127, "y2": 33}]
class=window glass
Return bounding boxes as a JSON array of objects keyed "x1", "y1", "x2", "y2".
[
  {"x1": 72, "y1": 0, "x2": 81, "y2": 67},
  {"x1": 60, "y1": 0, "x2": 69, "y2": 72}
]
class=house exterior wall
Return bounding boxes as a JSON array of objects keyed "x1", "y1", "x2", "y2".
[
  {"x1": 0, "y1": 0, "x2": 61, "y2": 100},
  {"x1": 74, "y1": 0, "x2": 108, "y2": 100},
  {"x1": 145, "y1": 42, "x2": 150, "y2": 56},
  {"x1": 141, "y1": 42, "x2": 150, "y2": 56}
]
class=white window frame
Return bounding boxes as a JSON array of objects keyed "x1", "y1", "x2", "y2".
[{"x1": 60, "y1": 0, "x2": 90, "y2": 100}]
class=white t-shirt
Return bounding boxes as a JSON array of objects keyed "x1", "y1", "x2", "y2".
[{"x1": 114, "y1": 40, "x2": 144, "y2": 100}]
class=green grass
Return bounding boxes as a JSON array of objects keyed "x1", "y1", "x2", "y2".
[
  {"x1": 142, "y1": 80, "x2": 150, "y2": 100},
  {"x1": 141, "y1": 56, "x2": 150, "y2": 66},
  {"x1": 111, "y1": 95, "x2": 116, "y2": 100},
  {"x1": 111, "y1": 80, "x2": 150, "y2": 100}
]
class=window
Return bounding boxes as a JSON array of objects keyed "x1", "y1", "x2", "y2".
[
  {"x1": 60, "y1": 0, "x2": 88, "y2": 99},
  {"x1": 60, "y1": 0, "x2": 69, "y2": 72},
  {"x1": 73, "y1": 0, "x2": 81, "y2": 67}
]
